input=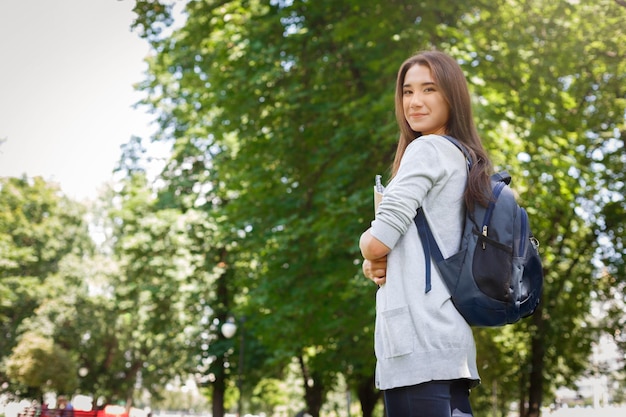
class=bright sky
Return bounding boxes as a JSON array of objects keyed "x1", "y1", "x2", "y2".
[{"x1": 0, "y1": 0, "x2": 156, "y2": 202}]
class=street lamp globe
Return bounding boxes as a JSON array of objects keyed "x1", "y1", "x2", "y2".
[{"x1": 221, "y1": 321, "x2": 237, "y2": 339}]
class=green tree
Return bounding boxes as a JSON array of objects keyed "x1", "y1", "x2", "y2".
[
  {"x1": 17, "y1": 248, "x2": 129, "y2": 405},
  {"x1": 5, "y1": 331, "x2": 78, "y2": 399},
  {"x1": 0, "y1": 176, "x2": 92, "y2": 393},
  {"x1": 103, "y1": 172, "x2": 208, "y2": 406},
  {"x1": 114, "y1": 98, "x2": 252, "y2": 416}
]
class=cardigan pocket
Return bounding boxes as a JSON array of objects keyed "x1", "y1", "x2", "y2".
[{"x1": 381, "y1": 306, "x2": 415, "y2": 358}]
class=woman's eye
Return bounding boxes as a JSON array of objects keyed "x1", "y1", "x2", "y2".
[{"x1": 403, "y1": 90, "x2": 412, "y2": 95}]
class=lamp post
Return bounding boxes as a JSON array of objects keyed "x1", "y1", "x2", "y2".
[{"x1": 221, "y1": 317, "x2": 245, "y2": 417}]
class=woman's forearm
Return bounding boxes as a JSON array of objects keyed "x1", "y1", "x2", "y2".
[{"x1": 360, "y1": 228, "x2": 391, "y2": 260}]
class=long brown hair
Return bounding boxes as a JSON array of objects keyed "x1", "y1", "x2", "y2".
[{"x1": 391, "y1": 50, "x2": 493, "y2": 208}]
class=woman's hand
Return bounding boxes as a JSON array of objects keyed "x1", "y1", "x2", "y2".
[
  {"x1": 362, "y1": 256, "x2": 387, "y2": 286},
  {"x1": 360, "y1": 228, "x2": 390, "y2": 285}
]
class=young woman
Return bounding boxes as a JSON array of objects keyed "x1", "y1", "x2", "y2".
[{"x1": 359, "y1": 50, "x2": 493, "y2": 417}]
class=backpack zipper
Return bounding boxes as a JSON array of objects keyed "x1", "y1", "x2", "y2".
[
  {"x1": 519, "y1": 208, "x2": 529, "y2": 256},
  {"x1": 481, "y1": 180, "x2": 507, "y2": 248}
]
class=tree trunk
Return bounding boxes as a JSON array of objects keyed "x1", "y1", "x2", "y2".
[
  {"x1": 212, "y1": 357, "x2": 227, "y2": 417},
  {"x1": 519, "y1": 367, "x2": 527, "y2": 417},
  {"x1": 524, "y1": 305, "x2": 545, "y2": 417},
  {"x1": 356, "y1": 374, "x2": 380, "y2": 417},
  {"x1": 298, "y1": 355, "x2": 324, "y2": 417},
  {"x1": 212, "y1": 249, "x2": 232, "y2": 417}
]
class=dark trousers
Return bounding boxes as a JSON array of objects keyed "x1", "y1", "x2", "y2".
[{"x1": 384, "y1": 380, "x2": 473, "y2": 417}]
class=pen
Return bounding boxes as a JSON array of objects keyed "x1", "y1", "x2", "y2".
[{"x1": 375, "y1": 175, "x2": 383, "y2": 193}]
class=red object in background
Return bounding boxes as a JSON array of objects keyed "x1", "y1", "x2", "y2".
[
  {"x1": 73, "y1": 411, "x2": 98, "y2": 417},
  {"x1": 72, "y1": 406, "x2": 128, "y2": 417},
  {"x1": 99, "y1": 406, "x2": 129, "y2": 417}
]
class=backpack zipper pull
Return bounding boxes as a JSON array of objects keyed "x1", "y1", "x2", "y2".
[{"x1": 482, "y1": 225, "x2": 488, "y2": 249}]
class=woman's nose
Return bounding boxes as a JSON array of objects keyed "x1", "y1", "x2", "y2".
[{"x1": 410, "y1": 93, "x2": 423, "y2": 107}]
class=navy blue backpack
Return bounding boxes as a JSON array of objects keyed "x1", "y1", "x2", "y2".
[{"x1": 414, "y1": 136, "x2": 544, "y2": 327}]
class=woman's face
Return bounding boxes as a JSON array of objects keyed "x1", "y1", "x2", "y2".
[{"x1": 402, "y1": 64, "x2": 450, "y2": 136}]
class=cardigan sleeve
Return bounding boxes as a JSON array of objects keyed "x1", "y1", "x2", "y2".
[{"x1": 369, "y1": 135, "x2": 458, "y2": 250}]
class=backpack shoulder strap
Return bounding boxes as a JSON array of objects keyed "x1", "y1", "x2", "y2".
[
  {"x1": 442, "y1": 135, "x2": 473, "y2": 170},
  {"x1": 415, "y1": 135, "x2": 471, "y2": 294},
  {"x1": 492, "y1": 171, "x2": 512, "y2": 185},
  {"x1": 414, "y1": 208, "x2": 445, "y2": 293}
]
